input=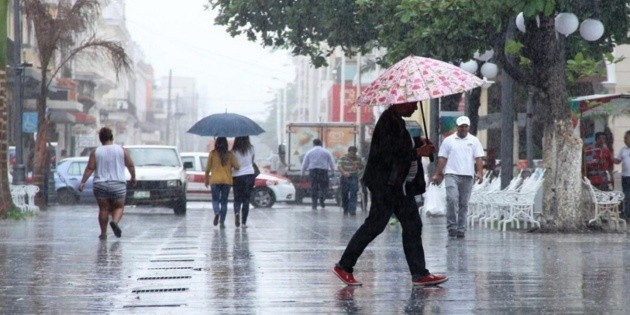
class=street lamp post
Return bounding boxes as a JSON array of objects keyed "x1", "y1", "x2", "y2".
[
  {"x1": 12, "y1": 0, "x2": 27, "y2": 185},
  {"x1": 12, "y1": 63, "x2": 27, "y2": 185}
]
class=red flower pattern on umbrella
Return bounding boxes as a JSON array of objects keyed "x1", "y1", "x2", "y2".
[{"x1": 356, "y1": 55, "x2": 485, "y2": 107}]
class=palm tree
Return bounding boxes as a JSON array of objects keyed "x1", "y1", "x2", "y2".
[{"x1": 22, "y1": 0, "x2": 131, "y2": 208}]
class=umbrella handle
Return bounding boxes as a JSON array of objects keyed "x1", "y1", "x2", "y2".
[{"x1": 419, "y1": 102, "x2": 435, "y2": 162}]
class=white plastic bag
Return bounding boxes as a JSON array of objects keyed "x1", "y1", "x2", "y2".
[{"x1": 422, "y1": 182, "x2": 446, "y2": 216}]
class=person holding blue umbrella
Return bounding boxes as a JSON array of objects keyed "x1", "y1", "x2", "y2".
[
  {"x1": 231, "y1": 136, "x2": 256, "y2": 228},
  {"x1": 205, "y1": 137, "x2": 240, "y2": 228}
]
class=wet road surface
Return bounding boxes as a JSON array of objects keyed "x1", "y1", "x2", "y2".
[{"x1": 0, "y1": 201, "x2": 628, "y2": 314}]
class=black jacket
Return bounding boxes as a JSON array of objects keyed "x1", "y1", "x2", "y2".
[{"x1": 362, "y1": 107, "x2": 426, "y2": 196}]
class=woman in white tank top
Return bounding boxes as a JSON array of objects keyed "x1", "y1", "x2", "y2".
[
  {"x1": 231, "y1": 136, "x2": 256, "y2": 228},
  {"x1": 79, "y1": 127, "x2": 136, "y2": 239}
]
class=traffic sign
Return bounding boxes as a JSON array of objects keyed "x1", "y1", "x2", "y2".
[{"x1": 23, "y1": 112, "x2": 37, "y2": 133}]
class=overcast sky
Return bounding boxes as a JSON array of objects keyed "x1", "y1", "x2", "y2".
[{"x1": 124, "y1": 0, "x2": 294, "y2": 120}]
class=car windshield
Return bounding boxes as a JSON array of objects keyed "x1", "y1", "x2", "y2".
[{"x1": 127, "y1": 148, "x2": 181, "y2": 167}]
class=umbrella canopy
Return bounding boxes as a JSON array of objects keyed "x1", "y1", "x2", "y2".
[
  {"x1": 356, "y1": 55, "x2": 485, "y2": 107},
  {"x1": 187, "y1": 113, "x2": 265, "y2": 137}
]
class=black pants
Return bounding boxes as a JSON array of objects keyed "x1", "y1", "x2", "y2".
[
  {"x1": 233, "y1": 174, "x2": 255, "y2": 224},
  {"x1": 338, "y1": 185, "x2": 429, "y2": 278},
  {"x1": 309, "y1": 169, "x2": 329, "y2": 208}
]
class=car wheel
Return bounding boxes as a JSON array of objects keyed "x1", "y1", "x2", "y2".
[
  {"x1": 173, "y1": 193, "x2": 187, "y2": 215},
  {"x1": 57, "y1": 189, "x2": 77, "y2": 205},
  {"x1": 250, "y1": 187, "x2": 274, "y2": 208}
]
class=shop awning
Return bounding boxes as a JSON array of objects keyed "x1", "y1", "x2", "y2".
[
  {"x1": 72, "y1": 112, "x2": 96, "y2": 124},
  {"x1": 49, "y1": 111, "x2": 75, "y2": 124},
  {"x1": 24, "y1": 99, "x2": 83, "y2": 112},
  {"x1": 570, "y1": 94, "x2": 630, "y2": 128}
]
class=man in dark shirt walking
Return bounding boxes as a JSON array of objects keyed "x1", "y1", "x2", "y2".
[{"x1": 338, "y1": 146, "x2": 364, "y2": 215}]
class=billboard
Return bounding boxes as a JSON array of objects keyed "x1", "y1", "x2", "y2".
[{"x1": 330, "y1": 84, "x2": 374, "y2": 123}]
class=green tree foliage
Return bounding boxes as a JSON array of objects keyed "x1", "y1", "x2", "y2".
[
  {"x1": 208, "y1": 0, "x2": 380, "y2": 67},
  {"x1": 208, "y1": 0, "x2": 629, "y2": 76}
]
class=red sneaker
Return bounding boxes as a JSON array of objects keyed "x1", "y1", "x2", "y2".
[
  {"x1": 412, "y1": 273, "x2": 448, "y2": 286},
  {"x1": 333, "y1": 265, "x2": 362, "y2": 286}
]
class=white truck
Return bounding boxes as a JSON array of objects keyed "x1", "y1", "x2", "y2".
[{"x1": 281, "y1": 122, "x2": 361, "y2": 204}]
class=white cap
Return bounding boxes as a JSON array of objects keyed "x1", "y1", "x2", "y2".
[{"x1": 456, "y1": 116, "x2": 471, "y2": 126}]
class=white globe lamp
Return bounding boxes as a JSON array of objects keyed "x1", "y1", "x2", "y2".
[
  {"x1": 516, "y1": 12, "x2": 526, "y2": 33},
  {"x1": 580, "y1": 19, "x2": 604, "y2": 41},
  {"x1": 481, "y1": 62, "x2": 499, "y2": 80},
  {"x1": 474, "y1": 49, "x2": 494, "y2": 62},
  {"x1": 554, "y1": 12, "x2": 579, "y2": 35},
  {"x1": 460, "y1": 60, "x2": 478, "y2": 74}
]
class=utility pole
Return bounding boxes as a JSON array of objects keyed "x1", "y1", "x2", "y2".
[
  {"x1": 340, "y1": 54, "x2": 345, "y2": 122},
  {"x1": 165, "y1": 69, "x2": 172, "y2": 145},
  {"x1": 281, "y1": 87, "x2": 287, "y2": 145},
  {"x1": 356, "y1": 52, "x2": 362, "y2": 156},
  {"x1": 12, "y1": 0, "x2": 25, "y2": 185},
  {"x1": 276, "y1": 89, "x2": 281, "y2": 146}
]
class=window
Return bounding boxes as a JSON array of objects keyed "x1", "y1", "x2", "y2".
[
  {"x1": 181, "y1": 156, "x2": 196, "y2": 171},
  {"x1": 200, "y1": 157, "x2": 208, "y2": 171},
  {"x1": 128, "y1": 148, "x2": 181, "y2": 167},
  {"x1": 68, "y1": 162, "x2": 87, "y2": 176}
]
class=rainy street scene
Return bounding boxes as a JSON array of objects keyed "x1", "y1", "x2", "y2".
[
  {"x1": 0, "y1": 202, "x2": 628, "y2": 313},
  {"x1": 1, "y1": 0, "x2": 630, "y2": 314}
]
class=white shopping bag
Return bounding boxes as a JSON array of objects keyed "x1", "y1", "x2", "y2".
[{"x1": 422, "y1": 182, "x2": 446, "y2": 216}]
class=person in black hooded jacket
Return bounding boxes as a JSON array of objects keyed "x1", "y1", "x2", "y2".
[{"x1": 332, "y1": 102, "x2": 448, "y2": 287}]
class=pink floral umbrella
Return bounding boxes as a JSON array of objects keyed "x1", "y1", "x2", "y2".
[{"x1": 356, "y1": 55, "x2": 485, "y2": 107}]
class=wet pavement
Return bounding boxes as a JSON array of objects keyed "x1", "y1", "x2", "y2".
[{"x1": 0, "y1": 201, "x2": 629, "y2": 314}]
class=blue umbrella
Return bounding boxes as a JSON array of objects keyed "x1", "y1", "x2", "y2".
[{"x1": 187, "y1": 112, "x2": 265, "y2": 137}]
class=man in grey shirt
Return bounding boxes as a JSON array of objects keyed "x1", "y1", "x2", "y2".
[{"x1": 301, "y1": 139, "x2": 336, "y2": 209}]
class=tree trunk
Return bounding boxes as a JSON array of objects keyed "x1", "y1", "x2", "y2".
[
  {"x1": 467, "y1": 87, "x2": 482, "y2": 135},
  {"x1": 541, "y1": 121, "x2": 585, "y2": 230},
  {"x1": 0, "y1": 69, "x2": 12, "y2": 216},
  {"x1": 526, "y1": 17, "x2": 586, "y2": 231},
  {"x1": 33, "y1": 69, "x2": 49, "y2": 209},
  {"x1": 0, "y1": 0, "x2": 12, "y2": 216}
]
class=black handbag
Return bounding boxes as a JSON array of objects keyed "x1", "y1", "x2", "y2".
[{"x1": 253, "y1": 162, "x2": 261, "y2": 177}]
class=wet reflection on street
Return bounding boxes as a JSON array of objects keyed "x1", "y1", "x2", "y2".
[{"x1": 0, "y1": 201, "x2": 628, "y2": 313}]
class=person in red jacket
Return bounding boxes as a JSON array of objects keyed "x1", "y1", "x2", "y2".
[{"x1": 588, "y1": 132, "x2": 613, "y2": 190}]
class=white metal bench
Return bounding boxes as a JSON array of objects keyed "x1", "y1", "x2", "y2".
[
  {"x1": 10, "y1": 184, "x2": 40, "y2": 212},
  {"x1": 584, "y1": 177, "x2": 626, "y2": 231}
]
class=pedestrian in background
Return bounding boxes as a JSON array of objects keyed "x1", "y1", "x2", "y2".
[
  {"x1": 301, "y1": 138, "x2": 336, "y2": 210},
  {"x1": 588, "y1": 132, "x2": 613, "y2": 190},
  {"x1": 231, "y1": 136, "x2": 256, "y2": 228},
  {"x1": 333, "y1": 102, "x2": 447, "y2": 287},
  {"x1": 613, "y1": 130, "x2": 630, "y2": 219},
  {"x1": 79, "y1": 127, "x2": 136, "y2": 240},
  {"x1": 431, "y1": 116, "x2": 484, "y2": 239},
  {"x1": 205, "y1": 137, "x2": 240, "y2": 228},
  {"x1": 338, "y1": 146, "x2": 364, "y2": 215}
]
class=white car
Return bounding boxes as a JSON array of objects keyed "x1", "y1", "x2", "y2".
[
  {"x1": 180, "y1": 152, "x2": 295, "y2": 208},
  {"x1": 125, "y1": 145, "x2": 191, "y2": 215}
]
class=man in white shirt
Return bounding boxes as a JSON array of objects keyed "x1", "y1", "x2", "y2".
[
  {"x1": 431, "y1": 116, "x2": 485, "y2": 238},
  {"x1": 301, "y1": 139, "x2": 336, "y2": 209}
]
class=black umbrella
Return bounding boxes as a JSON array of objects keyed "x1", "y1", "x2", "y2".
[{"x1": 187, "y1": 113, "x2": 265, "y2": 137}]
